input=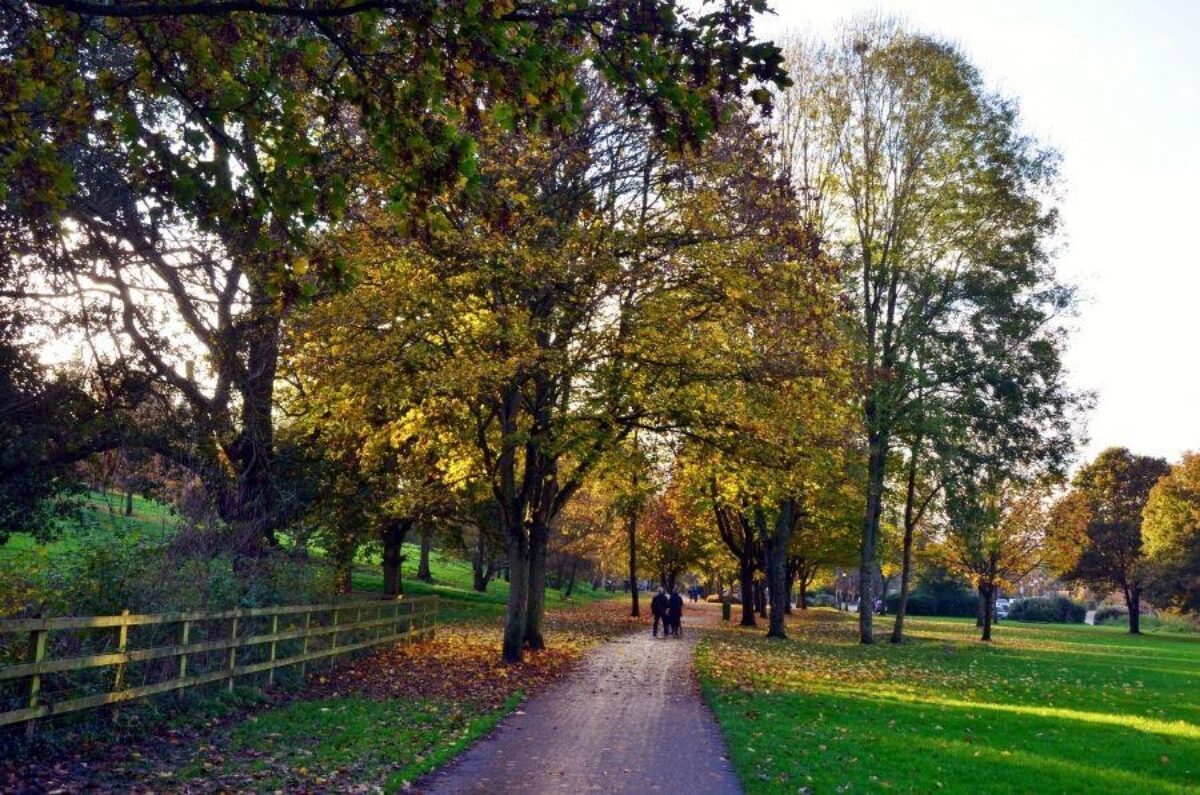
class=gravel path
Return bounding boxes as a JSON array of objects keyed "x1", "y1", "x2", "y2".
[{"x1": 416, "y1": 601, "x2": 741, "y2": 794}]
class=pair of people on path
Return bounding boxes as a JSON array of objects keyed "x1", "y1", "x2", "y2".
[{"x1": 650, "y1": 587, "x2": 683, "y2": 637}]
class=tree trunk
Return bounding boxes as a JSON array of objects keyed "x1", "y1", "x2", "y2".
[
  {"x1": 980, "y1": 583, "x2": 995, "y2": 641},
  {"x1": 226, "y1": 307, "x2": 282, "y2": 551},
  {"x1": 524, "y1": 519, "x2": 548, "y2": 650},
  {"x1": 416, "y1": 526, "x2": 434, "y2": 582},
  {"x1": 124, "y1": 489, "x2": 134, "y2": 517},
  {"x1": 1126, "y1": 586, "x2": 1141, "y2": 635},
  {"x1": 784, "y1": 559, "x2": 796, "y2": 615},
  {"x1": 859, "y1": 433, "x2": 888, "y2": 644},
  {"x1": 381, "y1": 519, "x2": 412, "y2": 597},
  {"x1": 472, "y1": 530, "x2": 488, "y2": 592},
  {"x1": 762, "y1": 500, "x2": 797, "y2": 639},
  {"x1": 564, "y1": 558, "x2": 578, "y2": 598},
  {"x1": 502, "y1": 526, "x2": 530, "y2": 664},
  {"x1": 891, "y1": 434, "x2": 925, "y2": 644},
  {"x1": 627, "y1": 510, "x2": 640, "y2": 617},
  {"x1": 891, "y1": 458, "x2": 918, "y2": 642},
  {"x1": 739, "y1": 562, "x2": 757, "y2": 627}
]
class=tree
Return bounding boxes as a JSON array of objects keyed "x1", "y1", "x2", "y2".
[
  {"x1": 888, "y1": 437, "x2": 941, "y2": 641},
  {"x1": 1049, "y1": 447, "x2": 1170, "y2": 634},
  {"x1": 942, "y1": 473, "x2": 1051, "y2": 641},
  {"x1": 771, "y1": 19, "x2": 1075, "y2": 643},
  {"x1": 1142, "y1": 452, "x2": 1200, "y2": 614},
  {"x1": 1, "y1": 0, "x2": 787, "y2": 558}
]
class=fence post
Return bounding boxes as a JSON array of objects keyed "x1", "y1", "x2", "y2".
[
  {"x1": 112, "y1": 609, "x2": 130, "y2": 692},
  {"x1": 267, "y1": 613, "x2": 279, "y2": 686},
  {"x1": 226, "y1": 616, "x2": 239, "y2": 694},
  {"x1": 24, "y1": 627, "x2": 47, "y2": 740},
  {"x1": 329, "y1": 607, "x2": 340, "y2": 670},
  {"x1": 178, "y1": 620, "x2": 191, "y2": 680},
  {"x1": 299, "y1": 610, "x2": 311, "y2": 679}
]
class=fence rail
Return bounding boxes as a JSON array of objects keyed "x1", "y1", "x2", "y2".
[{"x1": 0, "y1": 596, "x2": 437, "y2": 738}]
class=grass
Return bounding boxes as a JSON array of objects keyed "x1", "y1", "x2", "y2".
[
  {"x1": 181, "y1": 692, "x2": 521, "y2": 792},
  {"x1": 697, "y1": 609, "x2": 1200, "y2": 794},
  {"x1": 351, "y1": 544, "x2": 616, "y2": 622},
  {"x1": 0, "y1": 490, "x2": 176, "y2": 560}
]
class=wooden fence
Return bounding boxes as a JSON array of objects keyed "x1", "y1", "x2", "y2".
[{"x1": 0, "y1": 596, "x2": 437, "y2": 738}]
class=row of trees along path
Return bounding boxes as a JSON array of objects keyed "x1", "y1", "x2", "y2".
[{"x1": 417, "y1": 602, "x2": 740, "y2": 794}]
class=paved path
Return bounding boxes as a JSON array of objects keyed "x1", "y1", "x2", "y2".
[{"x1": 416, "y1": 601, "x2": 741, "y2": 795}]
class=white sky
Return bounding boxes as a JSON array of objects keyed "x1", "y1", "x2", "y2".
[{"x1": 759, "y1": 0, "x2": 1200, "y2": 465}]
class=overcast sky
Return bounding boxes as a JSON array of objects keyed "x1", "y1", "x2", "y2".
[{"x1": 758, "y1": 0, "x2": 1200, "y2": 465}]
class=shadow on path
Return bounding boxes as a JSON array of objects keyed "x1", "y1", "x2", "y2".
[{"x1": 416, "y1": 601, "x2": 741, "y2": 794}]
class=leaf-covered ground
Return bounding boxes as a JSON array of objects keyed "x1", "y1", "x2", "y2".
[
  {"x1": 697, "y1": 608, "x2": 1200, "y2": 794},
  {"x1": 3, "y1": 597, "x2": 636, "y2": 793}
]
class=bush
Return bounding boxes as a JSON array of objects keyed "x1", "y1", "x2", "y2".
[
  {"x1": 885, "y1": 590, "x2": 978, "y2": 617},
  {"x1": 1093, "y1": 606, "x2": 1128, "y2": 624},
  {"x1": 806, "y1": 593, "x2": 836, "y2": 608},
  {"x1": 1008, "y1": 596, "x2": 1086, "y2": 624}
]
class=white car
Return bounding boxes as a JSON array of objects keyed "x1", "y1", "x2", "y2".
[{"x1": 995, "y1": 598, "x2": 1011, "y2": 619}]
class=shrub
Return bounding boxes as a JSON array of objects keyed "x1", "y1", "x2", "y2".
[
  {"x1": 1008, "y1": 596, "x2": 1086, "y2": 624},
  {"x1": 806, "y1": 593, "x2": 837, "y2": 608},
  {"x1": 1093, "y1": 606, "x2": 1128, "y2": 624},
  {"x1": 885, "y1": 590, "x2": 978, "y2": 617}
]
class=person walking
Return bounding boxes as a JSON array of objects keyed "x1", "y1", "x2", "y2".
[
  {"x1": 667, "y1": 586, "x2": 684, "y2": 637},
  {"x1": 650, "y1": 587, "x2": 669, "y2": 637}
]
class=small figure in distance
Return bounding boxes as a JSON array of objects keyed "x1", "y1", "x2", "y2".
[
  {"x1": 650, "y1": 587, "x2": 669, "y2": 638},
  {"x1": 667, "y1": 586, "x2": 684, "y2": 637}
]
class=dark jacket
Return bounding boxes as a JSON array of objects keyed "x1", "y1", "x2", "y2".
[
  {"x1": 667, "y1": 592, "x2": 684, "y2": 618},
  {"x1": 650, "y1": 593, "x2": 668, "y2": 617}
]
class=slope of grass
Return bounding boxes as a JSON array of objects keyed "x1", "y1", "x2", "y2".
[
  {"x1": 698, "y1": 609, "x2": 1200, "y2": 794},
  {"x1": 0, "y1": 490, "x2": 176, "y2": 560},
  {"x1": 352, "y1": 544, "x2": 614, "y2": 622}
]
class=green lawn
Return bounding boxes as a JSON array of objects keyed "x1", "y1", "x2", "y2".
[{"x1": 697, "y1": 609, "x2": 1200, "y2": 794}]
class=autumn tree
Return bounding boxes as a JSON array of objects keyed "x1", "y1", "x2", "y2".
[
  {"x1": 0, "y1": 0, "x2": 786, "y2": 556},
  {"x1": 770, "y1": 20, "x2": 1076, "y2": 643},
  {"x1": 659, "y1": 130, "x2": 853, "y2": 639},
  {"x1": 941, "y1": 472, "x2": 1053, "y2": 641},
  {"x1": 1142, "y1": 452, "x2": 1200, "y2": 615},
  {"x1": 1049, "y1": 447, "x2": 1171, "y2": 633}
]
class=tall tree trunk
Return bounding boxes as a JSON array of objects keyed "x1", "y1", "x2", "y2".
[
  {"x1": 762, "y1": 500, "x2": 797, "y2": 639},
  {"x1": 1126, "y1": 585, "x2": 1141, "y2": 635},
  {"x1": 859, "y1": 432, "x2": 888, "y2": 644},
  {"x1": 502, "y1": 525, "x2": 530, "y2": 664},
  {"x1": 227, "y1": 307, "x2": 281, "y2": 551},
  {"x1": 891, "y1": 445, "x2": 920, "y2": 642},
  {"x1": 124, "y1": 489, "x2": 134, "y2": 517},
  {"x1": 627, "y1": 510, "x2": 640, "y2": 617},
  {"x1": 798, "y1": 578, "x2": 809, "y2": 610},
  {"x1": 524, "y1": 519, "x2": 548, "y2": 650},
  {"x1": 739, "y1": 561, "x2": 757, "y2": 627},
  {"x1": 416, "y1": 526, "x2": 434, "y2": 582},
  {"x1": 381, "y1": 518, "x2": 412, "y2": 597},
  {"x1": 784, "y1": 560, "x2": 796, "y2": 615},
  {"x1": 980, "y1": 583, "x2": 995, "y2": 641}
]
